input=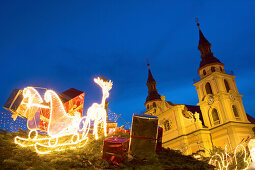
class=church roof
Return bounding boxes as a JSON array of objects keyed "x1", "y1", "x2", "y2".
[
  {"x1": 197, "y1": 25, "x2": 222, "y2": 69},
  {"x1": 199, "y1": 55, "x2": 222, "y2": 68},
  {"x1": 166, "y1": 101, "x2": 176, "y2": 106},
  {"x1": 146, "y1": 91, "x2": 161, "y2": 102},
  {"x1": 184, "y1": 104, "x2": 205, "y2": 127},
  {"x1": 167, "y1": 102, "x2": 206, "y2": 126},
  {"x1": 147, "y1": 68, "x2": 156, "y2": 83},
  {"x1": 145, "y1": 65, "x2": 161, "y2": 103},
  {"x1": 246, "y1": 114, "x2": 255, "y2": 124},
  {"x1": 185, "y1": 104, "x2": 201, "y2": 114},
  {"x1": 199, "y1": 29, "x2": 210, "y2": 46}
]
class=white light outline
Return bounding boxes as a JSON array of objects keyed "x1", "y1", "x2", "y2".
[
  {"x1": 13, "y1": 77, "x2": 113, "y2": 154},
  {"x1": 209, "y1": 144, "x2": 250, "y2": 170}
]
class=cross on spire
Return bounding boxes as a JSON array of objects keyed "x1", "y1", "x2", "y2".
[
  {"x1": 195, "y1": 17, "x2": 200, "y2": 29},
  {"x1": 146, "y1": 57, "x2": 150, "y2": 68}
]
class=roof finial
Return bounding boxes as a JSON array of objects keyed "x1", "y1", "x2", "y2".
[
  {"x1": 195, "y1": 17, "x2": 200, "y2": 29},
  {"x1": 146, "y1": 57, "x2": 150, "y2": 68}
]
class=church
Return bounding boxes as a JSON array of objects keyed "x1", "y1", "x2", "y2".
[{"x1": 143, "y1": 22, "x2": 255, "y2": 156}]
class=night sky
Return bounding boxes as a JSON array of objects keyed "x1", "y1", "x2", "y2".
[{"x1": 0, "y1": 1, "x2": 255, "y2": 128}]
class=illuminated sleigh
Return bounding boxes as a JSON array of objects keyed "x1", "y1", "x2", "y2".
[{"x1": 13, "y1": 77, "x2": 112, "y2": 154}]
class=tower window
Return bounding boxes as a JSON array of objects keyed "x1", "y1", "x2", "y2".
[
  {"x1": 164, "y1": 120, "x2": 171, "y2": 131},
  {"x1": 224, "y1": 79, "x2": 231, "y2": 92},
  {"x1": 203, "y1": 70, "x2": 206, "y2": 76},
  {"x1": 147, "y1": 105, "x2": 149, "y2": 110},
  {"x1": 211, "y1": 67, "x2": 216, "y2": 72},
  {"x1": 153, "y1": 102, "x2": 156, "y2": 107},
  {"x1": 220, "y1": 67, "x2": 223, "y2": 72},
  {"x1": 232, "y1": 105, "x2": 240, "y2": 119},
  {"x1": 205, "y1": 82, "x2": 213, "y2": 94},
  {"x1": 212, "y1": 108, "x2": 220, "y2": 125}
]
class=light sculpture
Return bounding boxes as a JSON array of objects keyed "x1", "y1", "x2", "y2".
[
  {"x1": 248, "y1": 139, "x2": 255, "y2": 168},
  {"x1": 234, "y1": 144, "x2": 249, "y2": 170},
  {"x1": 209, "y1": 145, "x2": 230, "y2": 170},
  {"x1": 14, "y1": 77, "x2": 113, "y2": 154},
  {"x1": 209, "y1": 144, "x2": 250, "y2": 170},
  {"x1": 86, "y1": 77, "x2": 112, "y2": 139}
]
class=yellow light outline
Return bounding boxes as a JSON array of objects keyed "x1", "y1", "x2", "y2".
[
  {"x1": 13, "y1": 77, "x2": 112, "y2": 154},
  {"x1": 209, "y1": 144, "x2": 250, "y2": 170}
]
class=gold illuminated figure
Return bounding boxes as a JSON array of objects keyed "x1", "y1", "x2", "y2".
[
  {"x1": 13, "y1": 77, "x2": 113, "y2": 154},
  {"x1": 86, "y1": 77, "x2": 113, "y2": 139}
]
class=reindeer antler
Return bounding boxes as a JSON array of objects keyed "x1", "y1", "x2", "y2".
[
  {"x1": 94, "y1": 77, "x2": 113, "y2": 92},
  {"x1": 105, "y1": 80, "x2": 113, "y2": 91}
]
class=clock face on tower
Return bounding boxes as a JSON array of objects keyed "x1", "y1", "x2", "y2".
[{"x1": 208, "y1": 96, "x2": 214, "y2": 105}]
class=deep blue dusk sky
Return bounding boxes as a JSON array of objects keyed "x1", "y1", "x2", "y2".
[{"x1": 0, "y1": 1, "x2": 255, "y2": 128}]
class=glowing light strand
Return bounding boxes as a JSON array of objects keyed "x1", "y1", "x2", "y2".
[
  {"x1": 14, "y1": 77, "x2": 113, "y2": 154},
  {"x1": 234, "y1": 144, "x2": 249, "y2": 170},
  {"x1": 209, "y1": 144, "x2": 250, "y2": 170},
  {"x1": 209, "y1": 145, "x2": 230, "y2": 170},
  {"x1": 86, "y1": 77, "x2": 112, "y2": 139}
]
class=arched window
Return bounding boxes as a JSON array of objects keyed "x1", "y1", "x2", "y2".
[
  {"x1": 224, "y1": 79, "x2": 231, "y2": 92},
  {"x1": 205, "y1": 82, "x2": 213, "y2": 94},
  {"x1": 232, "y1": 105, "x2": 240, "y2": 119},
  {"x1": 164, "y1": 120, "x2": 171, "y2": 131},
  {"x1": 153, "y1": 102, "x2": 156, "y2": 107},
  {"x1": 203, "y1": 70, "x2": 206, "y2": 76},
  {"x1": 211, "y1": 67, "x2": 216, "y2": 72},
  {"x1": 220, "y1": 67, "x2": 223, "y2": 72},
  {"x1": 212, "y1": 108, "x2": 220, "y2": 125},
  {"x1": 147, "y1": 105, "x2": 149, "y2": 110}
]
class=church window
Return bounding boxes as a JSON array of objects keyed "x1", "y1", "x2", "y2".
[
  {"x1": 212, "y1": 108, "x2": 220, "y2": 125},
  {"x1": 203, "y1": 70, "x2": 206, "y2": 75},
  {"x1": 220, "y1": 67, "x2": 223, "y2": 72},
  {"x1": 147, "y1": 105, "x2": 149, "y2": 110},
  {"x1": 211, "y1": 67, "x2": 216, "y2": 72},
  {"x1": 224, "y1": 79, "x2": 231, "y2": 92},
  {"x1": 232, "y1": 105, "x2": 240, "y2": 119},
  {"x1": 153, "y1": 102, "x2": 156, "y2": 107},
  {"x1": 205, "y1": 82, "x2": 213, "y2": 94},
  {"x1": 164, "y1": 120, "x2": 171, "y2": 131}
]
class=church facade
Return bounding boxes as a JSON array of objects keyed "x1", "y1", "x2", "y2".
[{"x1": 144, "y1": 23, "x2": 255, "y2": 156}]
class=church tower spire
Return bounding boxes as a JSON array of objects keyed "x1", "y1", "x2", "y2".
[
  {"x1": 196, "y1": 19, "x2": 223, "y2": 76},
  {"x1": 145, "y1": 60, "x2": 161, "y2": 104},
  {"x1": 195, "y1": 19, "x2": 225, "y2": 79},
  {"x1": 193, "y1": 19, "x2": 250, "y2": 147}
]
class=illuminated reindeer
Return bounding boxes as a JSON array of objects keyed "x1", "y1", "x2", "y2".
[{"x1": 86, "y1": 77, "x2": 113, "y2": 139}]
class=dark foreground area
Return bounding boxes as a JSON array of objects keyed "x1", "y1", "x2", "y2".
[{"x1": 0, "y1": 129, "x2": 211, "y2": 170}]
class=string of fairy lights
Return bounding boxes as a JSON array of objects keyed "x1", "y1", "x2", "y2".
[
  {"x1": 0, "y1": 112, "x2": 27, "y2": 131},
  {"x1": 107, "y1": 108, "x2": 118, "y2": 122},
  {"x1": 107, "y1": 108, "x2": 130, "y2": 129},
  {"x1": 0, "y1": 108, "x2": 126, "y2": 132}
]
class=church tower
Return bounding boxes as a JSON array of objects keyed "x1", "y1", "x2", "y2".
[
  {"x1": 194, "y1": 21, "x2": 253, "y2": 148},
  {"x1": 144, "y1": 62, "x2": 161, "y2": 113}
]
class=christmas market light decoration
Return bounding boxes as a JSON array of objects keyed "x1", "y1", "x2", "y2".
[
  {"x1": 234, "y1": 144, "x2": 249, "y2": 170},
  {"x1": 209, "y1": 144, "x2": 250, "y2": 170},
  {"x1": 0, "y1": 112, "x2": 27, "y2": 130},
  {"x1": 86, "y1": 77, "x2": 112, "y2": 139},
  {"x1": 248, "y1": 139, "x2": 255, "y2": 168},
  {"x1": 13, "y1": 77, "x2": 113, "y2": 154},
  {"x1": 22, "y1": 87, "x2": 49, "y2": 130},
  {"x1": 209, "y1": 145, "x2": 229, "y2": 169}
]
